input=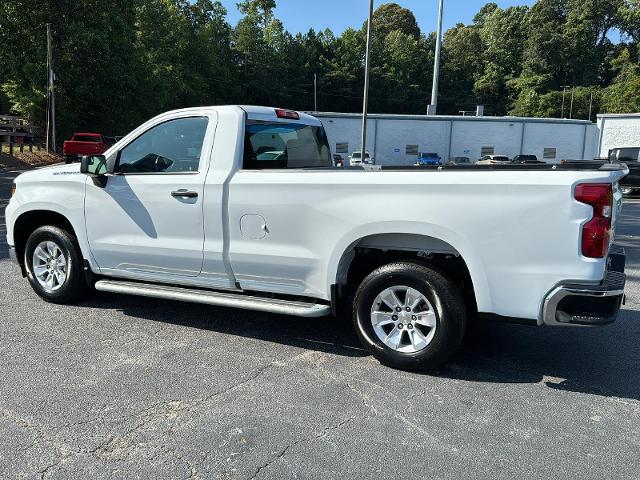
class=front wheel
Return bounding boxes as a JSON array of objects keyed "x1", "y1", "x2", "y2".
[
  {"x1": 353, "y1": 262, "x2": 467, "y2": 371},
  {"x1": 24, "y1": 226, "x2": 89, "y2": 304}
]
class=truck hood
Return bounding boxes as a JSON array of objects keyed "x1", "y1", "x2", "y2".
[{"x1": 14, "y1": 162, "x2": 83, "y2": 184}]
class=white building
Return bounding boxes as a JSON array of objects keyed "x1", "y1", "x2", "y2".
[
  {"x1": 597, "y1": 113, "x2": 640, "y2": 158},
  {"x1": 314, "y1": 112, "x2": 600, "y2": 165}
]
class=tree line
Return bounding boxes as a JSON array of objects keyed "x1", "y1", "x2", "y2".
[{"x1": 0, "y1": 0, "x2": 639, "y2": 142}]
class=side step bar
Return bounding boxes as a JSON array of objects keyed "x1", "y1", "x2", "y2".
[{"x1": 94, "y1": 280, "x2": 331, "y2": 318}]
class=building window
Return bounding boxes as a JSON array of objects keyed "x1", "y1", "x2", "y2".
[
  {"x1": 543, "y1": 148, "x2": 557, "y2": 160},
  {"x1": 481, "y1": 146, "x2": 495, "y2": 156},
  {"x1": 336, "y1": 142, "x2": 349, "y2": 154},
  {"x1": 406, "y1": 144, "x2": 419, "y2": 155}
]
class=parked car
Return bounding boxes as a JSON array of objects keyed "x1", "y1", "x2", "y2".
[
  {"x1": 5, "y1": 106, "x2": 628, "y2": 372},
  {"x1": 513, "y1": 154, "x2": 545, "y2": 165},
  {"x1": 417, "y1": 152, "x2": 442, "y2": 166},
  {"x1": 348, "y1": 151, "x2": 374, "y2": 166},
  {"x1": 62, "y1": 133, "x2": 110, "y2": 164},
  {"x1": 609, "y1": 147, "x2": 640, "y2": 195},
  {"x1": 447, "y1": 157, "x2": 471, "y2": 165},
  {"x1": 477, "y1": 155, "x2": 511, "y2": 165}
]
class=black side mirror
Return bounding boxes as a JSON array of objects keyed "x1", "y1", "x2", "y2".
[
  {"x1": 81, "y1": 155, "x2": 112, "y2": 188},
  {"x1": 80, "y1": 155, "x2": 109, "y2": 176}
]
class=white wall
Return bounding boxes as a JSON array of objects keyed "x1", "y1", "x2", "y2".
[
  {"x1": 598, "y1": 115, "x2": 640, "y2": 157},
  {"x1": 317, "y1": 113, "x2": 596, "y2": 165}
]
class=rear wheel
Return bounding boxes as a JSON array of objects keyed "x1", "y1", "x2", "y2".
[
  {"x1": 353, "y1": 262, "x2": 467, "y2": 371},
  {"x1": 24, "y1": 226, "x2": 89, "y2": 304}
]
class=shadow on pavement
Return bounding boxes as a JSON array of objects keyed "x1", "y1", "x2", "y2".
[{"x1": 78, "y1": 289, "x2": 640, "y2": 402}]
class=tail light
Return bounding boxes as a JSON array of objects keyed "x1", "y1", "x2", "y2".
[{"x1": 575, "y1": 183, "x2": 613, "y2": 258}]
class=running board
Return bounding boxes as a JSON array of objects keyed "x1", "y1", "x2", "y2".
[{"x1": 94, "y1": 280, "x2": 331, "y2": 318}]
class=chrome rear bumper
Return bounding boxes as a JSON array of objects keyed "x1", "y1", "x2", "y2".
[{"x1": 541, "y1": 245, "x2": 626, "y2": 327}]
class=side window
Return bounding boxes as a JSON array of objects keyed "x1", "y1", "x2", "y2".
[
  {"x1": 117, "y1": 117, "x2": 209, "y2": 174},
  {"x1": 243, "y1": 122, "x2": 332, "y2": 170}
]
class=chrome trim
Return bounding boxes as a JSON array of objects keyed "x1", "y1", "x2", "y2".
[
  {"x1": 94, "y1": 280, "x2": 331, "y2": 318},
  {"x1": 541, "y1": 285, "x2": 625, "y2": 327}
]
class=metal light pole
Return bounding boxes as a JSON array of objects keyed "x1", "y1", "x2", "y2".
[
  {"x1": 428, "y1": 0, "x2": 444, "y2": 116},
  {"x1": 314, "y1": 73, "x2": 318, "y2": 112},
  {"x1": 360, "y1": 0, "x2": 374, "y2": 164},
  {"x1": 560, "y1": 85, "x2": 570, "y2": 119},
  {"x1": 569, "y1": 87, "x2": 575, "y2": 119}
]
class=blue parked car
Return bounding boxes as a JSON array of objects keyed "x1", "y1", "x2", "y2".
[{"x1": 416, "y1": 152, "x2": 442, "y2": 166}]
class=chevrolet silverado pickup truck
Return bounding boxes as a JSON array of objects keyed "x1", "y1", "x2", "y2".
[
  {"x1": 63, "y1": 133, "x2": 111, "y2": 164},
  {"x1": 5, "y1": 106, "x2": 629, "y2": 371}
]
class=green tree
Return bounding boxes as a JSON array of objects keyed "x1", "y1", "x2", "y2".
[{"x1": 602, "y1": 47, "x2": 640, "y2": 112}]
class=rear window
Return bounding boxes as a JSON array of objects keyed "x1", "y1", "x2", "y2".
[
  {"x1": 243, "y1": 122, "x2": 332, "y2": 170},
  {"x1": 73, "y1": 135, "x2": 101, "y2": 142}
]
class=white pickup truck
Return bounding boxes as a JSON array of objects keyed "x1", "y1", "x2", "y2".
[{"x1": 5, "y1": 106, "x2": 628, "y2": 371}]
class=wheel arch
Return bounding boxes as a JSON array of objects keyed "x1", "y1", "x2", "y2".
[
  {"x1": 328, "y1": 227, "x2": 491, "y2": 313},
  {"x1": 12, "y1": 210, "x2": 81, "y2": 275}
]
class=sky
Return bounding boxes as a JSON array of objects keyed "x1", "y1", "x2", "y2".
[{"x1": 219, "y1": 0, "x2": 537, "y2": 35}]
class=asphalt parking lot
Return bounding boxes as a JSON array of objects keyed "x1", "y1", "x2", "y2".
[{"x1": 1, "y1": 170, "x2": 640, "y2": 479}]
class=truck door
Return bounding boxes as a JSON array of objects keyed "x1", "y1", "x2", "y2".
[{"x1": 85, "y1": 115, "x2": 215, "y2": 280}]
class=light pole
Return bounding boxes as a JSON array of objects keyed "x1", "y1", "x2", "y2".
[
  {"x1": 360, "y1": 0, "x2": 374, "y2": 164},
  {"x1": 569, "y1": 87, "x2": 575, "y2": 119},
  {"x1": 428, "y1": 0, "x2": 444, "y2": 115},
  {"x1": 313, "y1": 73, "x2": 318, "y2": 112},
  {"x1": 560, "y1": 85, "x2": 570, "y2": 119}
]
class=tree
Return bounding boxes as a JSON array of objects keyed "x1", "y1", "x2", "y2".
[
  {"x1": 440, "y1": 24, "x2": 483, "y2": 114},
  {"x1": 474, "y1": 6, "x2": 529, "y2": 114},
  {"x1": 602, "y1": 47, "x2": 640, "y2": 113},
  {"x1": 372, "y1": 3, "x2": 421, "y2": 40}
]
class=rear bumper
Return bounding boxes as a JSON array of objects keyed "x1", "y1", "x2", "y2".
[{"x1": 541, "y1": 245, "x2": 626, "y2": 326}]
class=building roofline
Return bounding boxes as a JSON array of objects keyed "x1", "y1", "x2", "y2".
[
  {"x1": 597, "y1": 113, "x2": 640, "y2": 119},
  {"x1": 309, "y1": 111, "x2": 594, "y2": 125}
]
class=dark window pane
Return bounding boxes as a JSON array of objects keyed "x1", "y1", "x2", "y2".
[
  {"x1": 118, "y1": 117, "x2": 208, "y2": 173},
  {"x1": 243, "y1": 122, "x2": 332, "y2": 170},
  {"x1": 73, "y1": 135, "x2": 102, "y2": 142}
]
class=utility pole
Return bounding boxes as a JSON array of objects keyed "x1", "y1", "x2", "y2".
[
  {"x1": 560, "y1": 85, "x2": 570, "y2": 119},
  {"x1": 360, "y1": 0, "x2": 374, "y2": 164},
  {"x1": 428, "y1": 0, "x2": 444, "y2": 116},
  {"x1": 46, "y1": 23, "x2": 56, "y2": 153},
  {"x1": 313, "y1": 73, "x2": 318, "y2": 112},
  {"x1": 569, "y1": 87, "x2": 575, "y2": 119}
]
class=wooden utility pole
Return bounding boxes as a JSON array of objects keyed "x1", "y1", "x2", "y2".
[{"x1": 46, "y1": 23, "x2": 56, "y2": 153}]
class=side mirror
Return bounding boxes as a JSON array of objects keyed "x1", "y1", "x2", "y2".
[{"x1": 80, "y1": 155, "x2": 108, "y2": 176}]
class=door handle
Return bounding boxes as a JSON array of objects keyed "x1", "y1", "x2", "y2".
[{"x1": 171, "y1": 189, "x2": 199, "y2": 199}]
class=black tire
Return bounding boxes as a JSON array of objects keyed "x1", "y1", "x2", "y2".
[
  {"x1": 353, "y1": 262, "x2": 467, "y2": 371},
  {"x1": 24, "y1": 226, "x2": 89, "y2": 304}
]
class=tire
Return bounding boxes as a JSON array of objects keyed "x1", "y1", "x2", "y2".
[
  {"x1": 24, "y1": 226, "x2": 88, "y2": 304},
  {"x1": 353, "y1": 262, "x2": 467, "y2": 371}
]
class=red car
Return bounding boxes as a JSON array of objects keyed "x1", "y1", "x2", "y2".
[{"x1": 63, "y1": 133, "x2": 113, "y2": 163}]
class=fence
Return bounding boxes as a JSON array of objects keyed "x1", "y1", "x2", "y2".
[{"x1": 0, "y1": 115, "x2": 44, "y2": 155}]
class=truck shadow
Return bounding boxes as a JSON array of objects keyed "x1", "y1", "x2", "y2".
[
  {"x1": 441, "y1": 306, "x2": 640, "y2": 401},
  {"x1": 80, "y1": 292, "x2": 640, "y2": 402}
]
